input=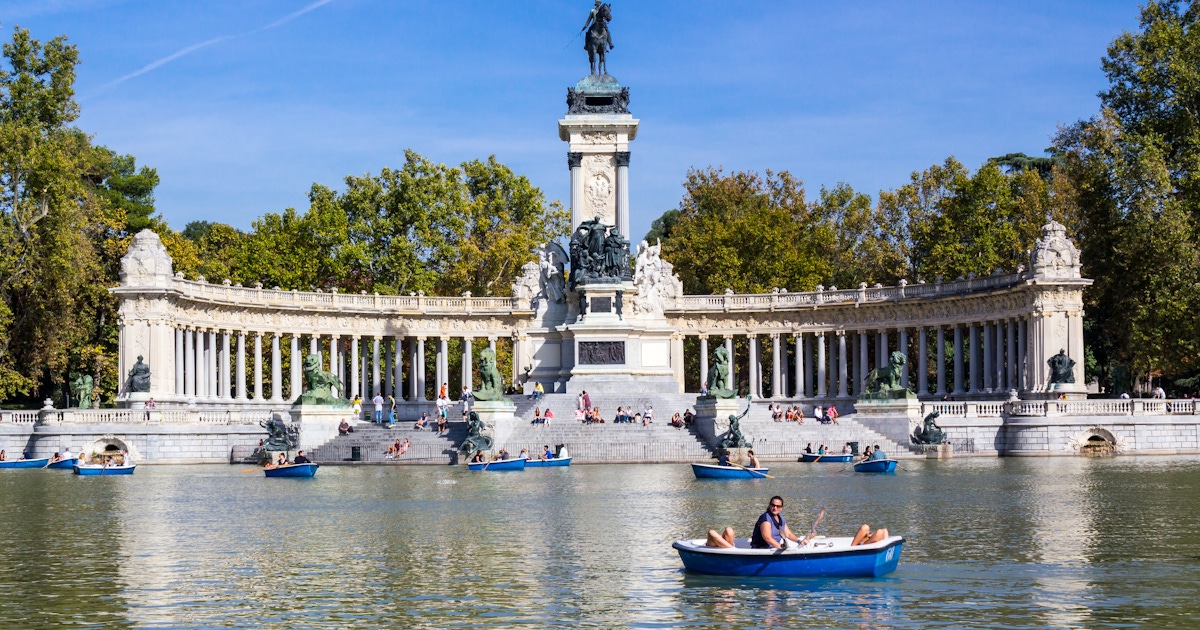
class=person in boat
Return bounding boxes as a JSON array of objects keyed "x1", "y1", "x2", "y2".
[
  {"x1": 804, "y1": 443, "x2": 813, "y2": 454},
  {"x1": 867, "y1": 444, "x2": 887, "y2": 461},
  {"x1": 121, "y1": 450, "x2": 132, "y2": 465},
  {"x1": 558, "y1": 445, "x2": 570, "y2": 459},
  {"x1": 706, "y1": 496, "x2": 816, "y2": 549},
  {"x1": 276, "y1": 453, "x2": 289, "y2": 467},
  {"x1": 717, "y1": 450, "x2": 731, "y2": 466},
  {"x1": 518, "y1": 448, "x2": 530, "y2": 460},
  {"x1": 471, "y1": 450, "x2": 486, "y2": 463},
  {"x1": 542, "y1": 445, "x2": 554, "y2": 460},
  {"x1": 496, "y1": 448, "x2": 510, "y2": 461},
  {"x1": 62, "y1": 446, "x2": 73, "y2": 461},
  {"x1": 50, "y1": 452, "x2": 62, "y2": 464},
  {"x1": 0, "y1": 449, "x2": 6, "y2": 461},
  {"x1": 860, "y1": 445, "x2": 872, "y2": 461},
  {"x1": 293, "y1": 451, "x2": 311, "y2": 465},
  {"x1": 851, "y1": 524, "x2": 890, "y2": 546},
  {"x1": 746, "y1": 450, "x2": 760, "y2": 468},
  {"x1": 817, "y1": 444, "x2": 826, "y2": 455},
  {"x1": 841, "y1": 443, "x2": 851, "y2": 455}
]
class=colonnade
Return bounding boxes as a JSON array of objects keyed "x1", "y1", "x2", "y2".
[
  {"x1": 691, "y1": 317, "x2": 1032, "y2": 399},
  {"x1": 168, "y1": 328, "x2": 501, "y2": 403}
]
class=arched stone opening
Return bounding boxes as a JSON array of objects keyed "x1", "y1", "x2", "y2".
[{"x1": 1078, "y1": 428, "x2": 1118, "y2": 456}]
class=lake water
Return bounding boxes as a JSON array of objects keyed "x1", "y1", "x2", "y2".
[{"x1": 3, "y1": 457, "x2": 1200, "y2": 628}]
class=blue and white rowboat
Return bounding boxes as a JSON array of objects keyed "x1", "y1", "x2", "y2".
[
  {"x1": 0, "y1": 458, "x2": 51, "y2": 469},
  {"x1": 800, "y1": 453, "x2": 855, "y2": 463},
  {"x1": 45, "y1": 458, "x2": 78, "y2": 470},
  {"x1": 854, "y1": 459, "x2": 898, "y2": 473},
  {"x1": 74, "y1": 463, "x2": 136, "y2": 476},
  {"x1": 525, "y1": 457, "x2": 572, "y2": 468},
  {"x1": 468, "y1": 458, "x2": 526, "y2": 471},
  {"x1": 673, "y1": 536, "x2": 904, "y2": 577},
  {"x1": 692, "y1": 463, "x2": 770, "y2": 479},
  {"x1": 264, "y1": 463, "x2": 319, "y2": 478}
]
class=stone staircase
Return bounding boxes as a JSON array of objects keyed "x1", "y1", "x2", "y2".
[{"x1": 309, "y1": 394, "x2": 912, "y2": 464}]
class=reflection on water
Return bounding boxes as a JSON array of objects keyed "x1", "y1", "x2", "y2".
[{"x1": 3, "y1": 457, "x2": 1200, "y2": 627}]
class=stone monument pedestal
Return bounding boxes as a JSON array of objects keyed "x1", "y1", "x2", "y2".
[
  {"x1": 1026, "y1": 384, "x2": 1089, "y2": 401},
  {"x1": 854, "y1": 397, "x2": 922, "y2": 446},
  {"x1": 920, "y1": 444, "x2": 954, "y2": 459},
  {"x1": 695, "y1": 397, "x2": 742, "y2": 449},
  {"x1": 120, "y1": 392, "x2": 152, "y2": 410},
  {"x1": 291, "y1": 405, "x2": 352, "y2": 451},
  {"x1": 473, "y1": 400, "x2": 518, "y2": 448}
]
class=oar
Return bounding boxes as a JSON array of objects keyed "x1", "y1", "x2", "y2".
[
  {"x1": 731, "y1": 461, "x2": 774, "y2": 479},
  {"x1": 808, "y1": 507, "x2": 826, "y2": 537}
]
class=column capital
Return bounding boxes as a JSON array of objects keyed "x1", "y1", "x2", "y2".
[
  {"x1": 615, "y1": 151, "x2": 631, "y2": 167},
  {"x1": 567, "y1": 152, "x2": 583, "y2": 169}
]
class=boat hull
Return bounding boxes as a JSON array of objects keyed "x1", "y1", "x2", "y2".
[
  {"x1": 264, "y1": 463, "x2": 319, "y2": 478},
  {"x1": 854, "y1": 459, "x2": 898, "y2": 473},
  {"x1": 673, "y1": 536, "x2": 904, "y2": 578},
  {"x1": 525, "y1": 457, "x2": 571, "y2": 468},
  {"x1": 45, "y1": 458, "x2": 79, "y2": 470},
  {"x1": 800, "y1": 453, "x2": 855, "y2": 463},
  {"x1": 692, "y1": 463, "x2": 770, "y2": 479},
  {"x1": 0, "y1": 458, "x2": 51, "y2": 469},
  {"x1": 468, "y1": 458, "x2": 526, "y2": 471},
  {"x1": 74, "y1": 464, "x2": 135, "y2": 476}
]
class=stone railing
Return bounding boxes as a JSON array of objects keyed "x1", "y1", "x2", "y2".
[
  {"x1": 31, "y1": 409, "x2": 273, "y2": 426},
  {"x1": 0, "y1": 411, "x2": 40, "y2": 424},
  {"x1": 926, "y1": 399, "x2": 1199, "y2": 419},
  {"x1": 671, "y1": 271, "x2": 1028, "y2": 313},
  {"x1": 170, "y1": 278, "x2": 529, "y2": 314}
]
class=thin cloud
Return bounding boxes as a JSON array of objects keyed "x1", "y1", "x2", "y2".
[{"x1": 88, "y1": 0, "x2": 336, "y2": 96}]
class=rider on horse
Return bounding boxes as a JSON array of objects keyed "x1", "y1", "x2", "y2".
[{"x1": 582, "y1": 0, "x2": 614, "y2": 75}]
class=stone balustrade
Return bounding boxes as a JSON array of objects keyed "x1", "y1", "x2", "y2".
[
  {"x1": 924, "y1": 399, "x2": 1199, "y2": 419},
  {"x1": 24, "y1": 408, "x2": 274, "y2": 426}
]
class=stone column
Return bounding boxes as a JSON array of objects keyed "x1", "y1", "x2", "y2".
[
  {"x1": 308, "y1": 336, "x2": 319, "y2": 369},
  {"x1": 969, "y1": 324, "x2": 981, "y2": 394},
  {"x1": 953, "y1": 325, "x2": 964, "y2": 395},
  {"x1": 899, "y1": 328, "x2": 910, "y2": 388},
  {"x1": 330, "y1": 335, "x2": 341, "y2": 395},
  {"x1": 875, "y1": 330, "x2": 884, "y2": 366},
  {"x1": 437, "y1": 337, "x2": 448, "y2": 395},
  {"x1": 724, "y1": 337, "x2": 734, "y2": 391},
  {"x1": 489, "y1": 337, "x2": 496, "y2": 352},
  {"x1": 918, "y1": 327, "x2": 929, "y2": 396},
  {"x1": 394, "y1": 337, "x2": 404, "y2": 400},
  {"x1": 221, "y1": 331, "x2": 231, "y2": 400},
  {"x1": 409, "y1": 338, "x2": 420, "y2": 401},
  {"x1": 747, "y1": 335, "x2": 759, "y2": 399},
  {"x1": 253, "y1": 333, "x2": 263, "y2": 400},
  {"x1": 384, "y1": 339, "x2": 393, "y2": 397},
  {"x1": 184, "y1": 329, "x2": 195, "y2": 397},
  {"x1": 616, "y1": 151, "x2": 631, "y2": 238},
  {"x1": 236, "y1": 332, "x2": 247, "y2": 400},
  {"x1": 290, "y1": 335, "x2": 301, "y2": 401},
  {"x1": 568, "y1": 152, "x2": 584, "y2": 228},
  {"x1": 771, "y1": 334, "x2": 782, "y2": 398},
  {"x1": 175, "y1": 328, "x2": 185, "y2": 395},
  {"x1": 271, "y1": 333, "x2": 282, "y2": 402},
  {"x1": 995, "y1": 320, "x2": 1006, "y2": 391},
  {"x1": 372, "y1": 338, "x2": 381, "y2": 396},
  {"x1": 828, "y1": 332, "x2": 837, "y2": 397},
  {"x1": 699, "y1": 336, "x2": 709, "y2": 391},
  {"x1": 194, "y1": 330, "x2": 206, "y2": 399},
  {"x1": 462, "y1": 337, "x2": 474, "y2": 391},
  {"x1": 837, "y1": 331, "x2": 848, "y2": 398},
  {"x1": 816, "y1": 332, "x2": 827, "y2": 397},
  {"x1": 793, "y1": 334, "x2": 804, "y2": 398},
  {"x1": 858, "y1": 331, "x2": 869, "y2": 388},
  {"x1": 806, "y1": 333, "x2": 816, "y2": 398},
  {"x1": 936, "y1": 327, "x2": 947, "y2": 396},
  {"x1": 416, "y1": 338, "x2": 427, "y2": 401},
  {"x1": 1006, "y1": 319, "x2": 1017, "y2": 392},
  {"x1": 350, "y1": 336, "x2": 360, "y2": 402},
  {"x1": 207, "y1": 330, "x2": 218, "y2": 398},
  {"x1": 982, "y1": 322, "x2": 993, "y2": 392},
  {"x1": 1018, "y1": 318, "x2": 1028, "y2": 392}
]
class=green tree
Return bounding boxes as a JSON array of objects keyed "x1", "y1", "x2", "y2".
[{"x1": 660, "y1": 167, "x2": 831, "y2": 294}]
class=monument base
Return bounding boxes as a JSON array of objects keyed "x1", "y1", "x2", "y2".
[
  {"x1": 1026, "y1": 385, "x2": 1089, "y2": 401},
  {"x1": 119, "y1": 392, "x2": 152, "y2": 410},
  {"x1": 920, "y1": 444, "x2": 954, "y2": 459},
  {"x1": 291, "y1": 405, "x2": 353, "y2": 451},
  {"x1": 695, "y1": 397, "x2": 743, "y2": 448},
  {"x1": 473, "y1": 400, "x2": 518, "y2": 448},
  {"x1": 853, "y1": 397, "x2": 922, "y2": 446}
]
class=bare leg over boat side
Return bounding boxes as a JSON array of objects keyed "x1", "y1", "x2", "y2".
[{"x1": 706, "y1": 527, "x2": 736, "y2": 548}]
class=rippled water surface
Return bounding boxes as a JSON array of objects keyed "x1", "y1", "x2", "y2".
[{"x1": 3, "y1": 457, "x2": 1200, "y2": 628}]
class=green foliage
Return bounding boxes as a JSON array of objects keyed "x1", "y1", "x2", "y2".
[
  {"x1": 660, "y1": 167, "x2": 831, "y2": 294},
  {"x1": 644, "y1": 209, "x2": 678, "y2": 243}
]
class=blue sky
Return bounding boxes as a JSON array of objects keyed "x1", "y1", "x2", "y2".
[{"x1": 6, "y1": 0, "x2": 1141, "y2": 241}]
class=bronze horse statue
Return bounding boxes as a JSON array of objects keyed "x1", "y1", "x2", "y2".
[{"x1": 583, "y1": 2, "x2": 613, "y2": 75}]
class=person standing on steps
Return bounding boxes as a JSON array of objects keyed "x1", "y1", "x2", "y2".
[{"x1": 373, "y1": 392, "x2": 384, "y2": 424}]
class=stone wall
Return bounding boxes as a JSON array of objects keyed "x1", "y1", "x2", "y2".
[{"x1": 8, "y1": 423, "x2": 265, "y2": 464}]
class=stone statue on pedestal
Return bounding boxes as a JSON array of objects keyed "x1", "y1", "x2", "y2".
[
  {"x1": 295, "y1": 354, "x2": 345, "y2": 406},
  {"x1": 861, "y1": 352, "x2": 913, "y2": 400},
  {"x1": 1048, "y1": 349, "x2": 1076, "y2": 387},
  {"x1": 569, "y1": 215, "x2": 630, "y2": 288},
  {"x1": 718, "y1": 402, "x2": 751, "y2": 449},
  {"x1": 71, "y1": 373, "x2": 94, "y2": 408},
  {"x1": 912, "y1": 410, "x2": 946, "y2": 445},
  {"x1": 126, "y1": 356, "x2": 151, "y2": 393},
  {"x1": 261, "y1": 415, "x2": 299, "y2": 452},
  {"x1": 705, "y1": 346, "x2": 737, "y2": 399},
  {"x1": 582, "y1": 0, "x2": 614, "y2": 76},
  {"x1": 460, "y1": 410, "x2": 495, "y2": 456},
  {"x1": 473, "y1": 348, "x2": 506, "y2": 401}
]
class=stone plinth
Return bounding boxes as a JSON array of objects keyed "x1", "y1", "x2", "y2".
[
  {"x1": 694, "y1": 397, "x2": 742, "y2": 448},
  {"x1": 474, "y1": 400, "x2": 518, "y2": 448},
  {"x1": 291, "y1": 405, "x2": 353, "y2": 451},
  {"x1": 1026, "y1": 383, "x2": 1089, "y2": 401},
  {"x1": 854, "y1": 398, "x2": 922, "y2": 447},
  {"x1": 919, "y1": 444, "x2": 954, "y2": 459}
]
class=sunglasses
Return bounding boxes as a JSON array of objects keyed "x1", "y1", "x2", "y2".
[{"x1": 769, "y1": 503, "x2": 783, "y2": 509}]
